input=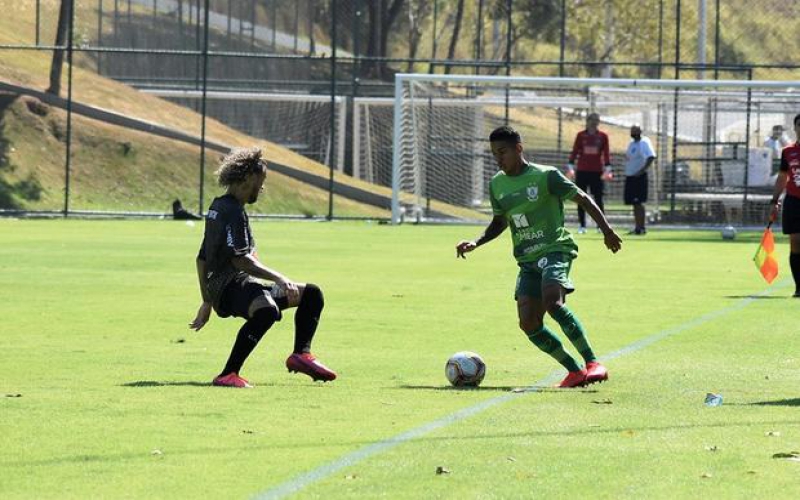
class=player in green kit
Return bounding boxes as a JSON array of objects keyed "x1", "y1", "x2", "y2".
[{"x1": 456, "y1": 126, "x2": 622, "y2": 388}]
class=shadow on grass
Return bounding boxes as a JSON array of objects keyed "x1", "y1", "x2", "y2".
[
  {"x1": 398, "y1": 384, "x2": 598, "y2": 393},
  {"x1": 743, "y1": 398, "x2": 800, "y2": 407},
  {"x1": 121, "y1": 380, "x2": 211, "y2": 387},
  {"x1": 724, "y1": 295, "x2": 788, "y2": 300}
]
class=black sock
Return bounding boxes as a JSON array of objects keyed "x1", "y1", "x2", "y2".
[
  {"x1": 294, "y1": 284, "x2": 324, "y2": 354},
  {"x1": 791, "y1": 253, "x2": 800, "y2": 294},
  {"x1": 221, "y1": 307, "x2": 278, "y2": 376}
]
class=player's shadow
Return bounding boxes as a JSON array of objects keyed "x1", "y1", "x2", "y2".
[
  {"x1": 724, "y1": 295, "x2": 787, "y2": 300},
  {"x1": 744, "y1": 398, "x2": 800, "y2": 407},
  {"x1": 398, "y1": 384, "x2": 598, "y2": 393},
  {"x1": 121, "y1": 380, "x2": 211, "y2": 388}
]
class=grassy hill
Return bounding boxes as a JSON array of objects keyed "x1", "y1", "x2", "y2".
[{"x1": 0, "y1": 2, "x2": 489, "y2": 220}]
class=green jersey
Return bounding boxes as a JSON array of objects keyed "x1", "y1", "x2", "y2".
[{"x1": 489, "y1": 162, "x2": 579, "y2": 263}]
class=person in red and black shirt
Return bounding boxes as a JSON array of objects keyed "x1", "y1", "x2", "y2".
[
  {"x1": 769, "y1": 113, "x2": 800, "y2": 297},
  {"x1": 567, "y1": 113, "x2": 612, "y2": 233},
  {"x1": 190, "y1": 147, "x2": 337, "y2": 387}
]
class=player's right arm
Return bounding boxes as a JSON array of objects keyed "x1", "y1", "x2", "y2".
[
  {"x1": 769, "y1": 171, "x2": 788, "y2": 222},
  {"x1": 190, "y1": 241, "x2": 213, "y2": 331},
  {"x1": 456, "y1": 215, "x2": 508, "y2": 258}
]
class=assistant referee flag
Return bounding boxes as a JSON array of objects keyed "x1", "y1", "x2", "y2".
[{"x1": 753, "y1": 226, "x2": 779, "y2": 284}]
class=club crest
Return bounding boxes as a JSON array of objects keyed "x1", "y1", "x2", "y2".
[{"x1": 526, "y1": 186, "x2": 539, "y2": 201}]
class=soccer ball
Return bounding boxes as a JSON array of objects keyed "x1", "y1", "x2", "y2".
[
  {"x1": 721, "y1": 225, "x2": 737, "y2": 240},
  {"x1": 445, "y1": 351, "x2": 486, "y2": 387}
]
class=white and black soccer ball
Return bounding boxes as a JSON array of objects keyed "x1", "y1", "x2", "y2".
[{"x1": 445, "y1": 351, "x2": 486, "y2": 387}]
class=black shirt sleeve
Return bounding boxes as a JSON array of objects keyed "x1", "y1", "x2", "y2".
[
  {"x1": 197, "y1": 236, "x2": 206, "y2": 260},
  {"x1": 224, "y1": 206, "x2": 252, "y2": 257}
]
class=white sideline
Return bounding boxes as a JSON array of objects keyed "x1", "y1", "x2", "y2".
[{"x1": 254, "y1": 281, "x2": 790, "y2": 499}]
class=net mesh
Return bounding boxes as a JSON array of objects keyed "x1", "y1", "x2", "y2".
[{"x1": 390, "y1": 76, "x2": 800, "y2": 225}]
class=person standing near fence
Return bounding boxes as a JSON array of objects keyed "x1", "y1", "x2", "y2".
[
  {"x1": 566, "y1": 113, "x2": 613, "y2": 234},
  {"x1": 624, "y1": 125, "x2": 656, "y2": 235},
  {"x1": 189, "y1": 147, "x2": 337, "y2": 387},
  {"x1": 769, "y1": 114, "x2": 800, "y2": 297}
]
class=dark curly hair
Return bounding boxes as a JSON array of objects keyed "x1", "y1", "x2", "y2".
[{"x1": 216, "y1": 147, "x2": 267, "y2": 187}]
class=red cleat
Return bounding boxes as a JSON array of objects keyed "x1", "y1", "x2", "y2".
[
  {"x1": 286, "y1": 353, "x2": 337, "y2": 382},
  {"x1": 556, "y1": 369, "x2": 588, "y2": 388},
  {"x1": 212, "y1": 372, "x2": 253, "y2": 388},
  {"x1": 585, "y1": 361, "x2": 609, "y2": 385}
]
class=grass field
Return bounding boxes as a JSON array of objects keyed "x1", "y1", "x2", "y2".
[{"x1": 1, "y1": 219, "x2": 799, "y2": 499}]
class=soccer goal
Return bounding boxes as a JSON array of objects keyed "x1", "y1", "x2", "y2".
[{"x1": 390, "y1": 74, "x2": 800, "y2": 225}]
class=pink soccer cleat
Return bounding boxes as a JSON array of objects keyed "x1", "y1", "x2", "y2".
[
  {"x1": 286, "y1": 353, "x2": 337, "y2": 382},
  {"x1": 556, "y1": 369, "x2": 588, "y2": 388},
  {"x1": 212, "y1": 372, "x2": 253, "y2": 388},
  {"x1": 585, "y1": 361, "x2": 609, "y2": 385}
]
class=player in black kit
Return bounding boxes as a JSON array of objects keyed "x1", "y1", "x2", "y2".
[{"x1": 189, "y1": 147, "x2": 336, "y2": 387}]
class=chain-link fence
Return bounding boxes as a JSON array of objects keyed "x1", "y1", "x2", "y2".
[{"x1": 0, "y1": 0, "x2": 797, "y2": 223}]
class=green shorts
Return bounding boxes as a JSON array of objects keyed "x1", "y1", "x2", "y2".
[{"x1": 514, "y1": 253, "x2": 575, "y2": 299}]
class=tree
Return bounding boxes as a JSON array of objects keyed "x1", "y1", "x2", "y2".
[
  {"x1": 444, "y1": 0, "x2": 466, "y2": 75},
  {"x1": 47, "y1": 0, "x2": 72, "y2": 96}
]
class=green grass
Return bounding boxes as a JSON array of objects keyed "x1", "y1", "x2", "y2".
[{"x1": 1, "y1": 220, "x2": 799, "y2": 499}]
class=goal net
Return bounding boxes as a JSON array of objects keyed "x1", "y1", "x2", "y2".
[
  {"x1": 143, "y1": 89, "x2": 347, "y2": 169},
  {"x1": 389, "y1": 74, "x2": 800, "y2": 226}
]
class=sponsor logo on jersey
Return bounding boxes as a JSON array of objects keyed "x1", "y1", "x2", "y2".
[
  {"x1": 226, "y1": 225, "x2": 234, "y2": 247},
  {"x1": 517, "y1": 229, "x2": 545, "y2": 241},
  {"x1": 511, "y1": 213, "x2": 529, "y2": 228},
  {"x1": 207, "y1": 209, "x2": 218, "y2": 220},
  {"x1": 538, "y1": 257, "x2": 548, "y2": 269}
]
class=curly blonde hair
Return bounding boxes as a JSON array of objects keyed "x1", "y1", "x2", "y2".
[{"x1": 215, "y1": 147, "x2": 267, "y2": 187}]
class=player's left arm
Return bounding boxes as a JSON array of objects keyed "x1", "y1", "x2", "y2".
[
  {"x1": 232, "y1": 253, "x2": 300, "y2": 302},
  {"x1": 602, "y1": 132, "x2": 612, "y2": 167},
  {"x1": 571, "y1": 190, "x2": 622, "y2": 253}
]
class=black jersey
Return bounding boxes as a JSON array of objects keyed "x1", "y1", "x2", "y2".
[{"x1": 197, "y1": 194, "x2": 255, "y2": 311}]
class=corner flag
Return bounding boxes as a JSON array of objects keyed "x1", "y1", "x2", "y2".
[{"x1": 753, "y1": 225, "x2": 778, "y2": 284}]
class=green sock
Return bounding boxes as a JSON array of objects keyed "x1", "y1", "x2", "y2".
[
  {"x1": 550, "y1": 306, "x2": 596, "y2": 363},
  {"x1": 526, "y1": 326, "x2": 581, "y2": 372}
]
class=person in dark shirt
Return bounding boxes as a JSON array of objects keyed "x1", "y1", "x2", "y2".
[
  {"x1": 769, "y1": 113, "x2": 800, "y2": 297},
  {"x1": 189, "y1": 147, "x2": 337, "y2": 388},
  {"x1": 567, "y1": 113, "x2": 612, "y2": 234}
]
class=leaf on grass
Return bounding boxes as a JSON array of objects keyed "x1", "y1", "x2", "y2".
[
  {"x1": 506, "y1": 456, "x2": 517, "y2": 462},
  {"x1": 435, "y1": 466, "x2": 451, "y2": 475},
  {"x1": 172, "y1": 338, "x2": 186, "y2": 344},
  {"x1": 151, "y1": 449, "x2": 163, "y2": 456},
  {"x1": 591, "y1": 399, "x2": 613, "y2": 404},
  {"x1": 700, "y1": 472, "x2": 713, "y2": 479},
  {"x1": 766, "y1": 431, "x2": 781, "y2": 437},
  {"x1": 704, "y1": 445, "x2": 719, "y2": 452}
]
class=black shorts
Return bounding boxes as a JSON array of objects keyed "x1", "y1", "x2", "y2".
[
  {"x1": 782, "y1": 194, "x2": 800, "y2": 235},
  {"x1": 575, "y1": 170, "x2": 604, "y2": 197},
  {"x1": 624, "y1": 173, "x2": 648, "y2": 205},
  {"x1": 218, "y1": 276, "x2": 288, "y2": 319}
]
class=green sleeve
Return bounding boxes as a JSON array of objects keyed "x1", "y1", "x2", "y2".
[
  {"x1": 489, "y1": 182, "x2": 503, "y2": 215},
  {"x1": 548, "y1": 169, "x2": 578, "y2": 200}
]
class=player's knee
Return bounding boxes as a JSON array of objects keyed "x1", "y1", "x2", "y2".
[
  {"x1": 300, "y1": 283, "x2": 324, "y2": 310},
  {"x1": 519, "y1": 317, "x2": 542, "y2": 332},
  {"x1": 250, "y1": 303, "x2": 280, "y2": 329}
]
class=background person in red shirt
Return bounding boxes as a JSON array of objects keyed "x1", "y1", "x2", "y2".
[
  {"x1": 769, "y1": 113, "x2": 800, "y2": 297},
  {"x1": 567, "y1": 113, "x2": 612, "y2": 233}
]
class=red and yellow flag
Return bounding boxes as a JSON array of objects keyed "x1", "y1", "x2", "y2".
[{"x1": 753, "y1": 227, "x2": 779, "y2": 284}]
